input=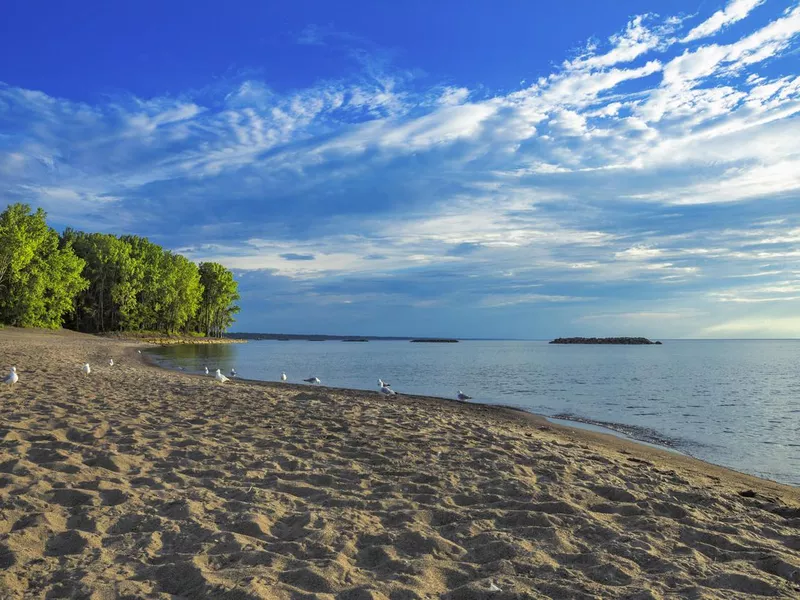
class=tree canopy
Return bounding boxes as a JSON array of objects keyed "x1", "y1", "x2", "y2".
[
  {"x1": 0, "y1": 204, "x2": 88, "y2": 328},
  {"x1": 198, "y1": 261, "x2": 241, "y2": 337},
  {"x1": 0, "y1": 203, "x2": 239, "y2": 335}
]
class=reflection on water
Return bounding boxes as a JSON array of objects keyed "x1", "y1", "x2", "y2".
[
  {"x1": 151, "y1": 343, "x2": 238, "y2": 363},
  {"x1": 149, "y1": 339, "x2": 800, "y2": 486}
]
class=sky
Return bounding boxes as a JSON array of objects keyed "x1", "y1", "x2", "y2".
[{"x1": 1, "y1": 0, "x2": 800, "y2": 338}]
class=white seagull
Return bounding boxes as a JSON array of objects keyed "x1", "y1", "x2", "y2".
[
  {"x1": 137, "y1": 350, "x2": 142, "y2": 354},
  {"x1": 82, "y1": 363, "x2": 91, "y2": 375},
  {"x1": 3, "y1": 367, "x2": 18, "y2": 385},
  {"x1": 487, "y1": 580, "x2": 502, "y2": 592},
  {"x1": 457, "y1": 390, "x2": 472, "y2": 401},
  {"x1": 303, "y1": 377, "x2": 320, "y2": 384},
  {"x1": 204, "y1": 366, "x2": 209, "y2": 375},
  {"x1": 378, "y1": 378, "x2": 391, "y2": 388},
  {"x1": 108, "y1": 358, "x2": 114, "y2": 367},
  {"x1": 281, "y1": 372, "x2": 287, "y2": 382},
  {"x1": 379, "y1": 383, "x2": 396, "y2": 396},
  {"x1": 230, "y1": 368, "x2": 237, "y2": 378},
  {"x1": 215, "y1": 369, "x2": 229, "y2": 383}
]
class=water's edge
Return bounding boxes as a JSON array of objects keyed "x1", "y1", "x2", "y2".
[{"x1": 147, "y1": 349, "x2": 690, "y2": 458}]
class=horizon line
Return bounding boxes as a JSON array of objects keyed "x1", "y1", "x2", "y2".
[{"x1": 227, "y1": 332, "x2": 800, "y2": 342}]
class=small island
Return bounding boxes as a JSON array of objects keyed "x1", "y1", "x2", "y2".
[
  {"x1": 410, "y1": 338, "x2": 459, "y2": 343},
  {"x1": 342, "y1": 338, "x2": 369, "y2": 342},
  {"x1": 550, "y1": 337, "x2": 661, "y2": 345}
]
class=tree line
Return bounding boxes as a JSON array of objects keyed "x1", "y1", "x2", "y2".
[{"x1": 0, "y1": 203, "x2": 239, "y2": 336}]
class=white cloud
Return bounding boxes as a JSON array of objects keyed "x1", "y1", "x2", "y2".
[
  {"x1": 683, "y1": 0, "x2": 766, "y2": 43},
  {"x1": 632, "y1": 159, "x2": 800, "y2": 205},
  {"x1": 479, "y1": 293, "x2": 593, "y2": 308},
  {"x1": 579, "y1": 310, "x2": 705, "y2": 321},
  {"x1": 565, "y1": 15, "x2": 679, "y2": 72},
  {"x1": 615, "y1": 246, "x2": 664, "y2": 260},
  {"x1": 699, "y1": 316, "x2": 800, "y2": 336},
  {"x1": 667, "y1": 4, "x2": 800, "y2": 89},
  {"x1": 438, "y1": 87, "x2": 470, "y2": 106}
]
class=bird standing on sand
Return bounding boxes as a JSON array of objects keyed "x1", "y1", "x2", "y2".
[
  {"x1": 379, "y1": 383, "x2": 396, "y2": 396},
  {"x1": 3, "y1": 367, "x2": 18, "y2": 385},
  {"x1": 108, "y1": 358, "x2": 114, "y2": 367},
  {"x1": 457, "y1": 390, "x2": 472, "y2": 400},
  {"x1": 230, "y1": 368, "x2": 237, "y2": 378},
  {"x1": 215, "y1": 369, "x2": 229, "y2": 383},
  {"x1": 378, "y1": 378, "x2": 391, "y2": 388},
  {"x1": 82, "y1": 363, "x2": 91, "y2": 375},
  {"x1": 204, "y1": 366, "x2": 209, "y2": 375},
  {"x1": 303, "y1": 377, "x2": 320, "y2": 384},
  {"x1": 281, "y1": 372, "x2": 287, "y2": 382}
]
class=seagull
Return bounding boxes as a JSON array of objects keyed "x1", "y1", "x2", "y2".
[
  {"x1": 137, "y1": 350, "x2": 142, "y2": 354},
  {"x1": 487, "y1": 581, "x2": 502, "y2": 593},
  {"x1": 303, "y1": 377, "x2": 320, "y2": 384},
  {"x1": 230, "y1": 368, "x2": 237, "y2": 378},
  {"x1": 204, "y1": 366, "x2": 209, "y2": 375},
  {"x1": 379, "y1": 383, "x2": 396, "y2": 396},
  {"x1": 281, "y1": 372, "x2": 287, "y2": 382},
  {"x1": 108, "y1": 358, "x2": 114, "y2": 367},
  {"x1": 215, "y1": 369, "x2": 229, "y2": 383},
  {"x1": 378, "y1": 378, "x2": 391, "y2": 388},
  {"x1": 457, "y1": 390, "x2": 472, "y2": 401},
  {"x1": 82, "y1": 363, "x2": 91, "y2": 375},
  {"x1": 3, "y1": 367, "x2": 18, "y2": 385}
]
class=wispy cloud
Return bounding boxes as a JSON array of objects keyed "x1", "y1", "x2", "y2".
[
  {"x1": 699, "y1": 315, "x2": 800, "y2": 336},
  {"x1": 682, "y1": 0, "x2": 766, "y2": 43}
]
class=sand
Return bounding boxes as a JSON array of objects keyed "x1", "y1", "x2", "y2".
[{"x1": 1, "y1": 328, "x2": 798, "y2": 599}]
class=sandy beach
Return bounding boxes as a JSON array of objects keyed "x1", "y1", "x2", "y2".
[{"x1": 1, "y1": 329, "x2": 798, "y2": 599}]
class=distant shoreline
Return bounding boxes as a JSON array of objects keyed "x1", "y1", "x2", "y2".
[{"x1": 226, "y1": 332, "x2": 461, "y2": 342}]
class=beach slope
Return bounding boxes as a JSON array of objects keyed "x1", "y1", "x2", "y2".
[{"x1": 1, "y1": 329, "x2": 798, "y2": 599}]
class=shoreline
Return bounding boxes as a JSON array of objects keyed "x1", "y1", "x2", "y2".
[
  {"x1": 101, "y1": 332, "x2": 246, "y2": 345},
  {"x1": 145, "y1": 347, "x2": 793, "y2": 488},
  {"x1": 2, "y1": 327, "x2": 798, "y2": 598},
  {"x1": 142, "y1": 344, "x2": 798, "y2": 497}
]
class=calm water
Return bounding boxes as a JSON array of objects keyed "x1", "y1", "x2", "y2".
[{"x1": 149, "y1": 340, "x2": 800, "y2": 486}]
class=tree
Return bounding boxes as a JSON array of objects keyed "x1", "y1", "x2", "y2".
[
  {"x1": 198, "y1": 262, "x2": 240, "y2": 337},
  {"x1": 120, "y1": 235, "x2": 165, "y2": 330},
  {"x1": 159, "y1": 253, "x2": 203, "y2": 333},
  {"x1": 0, "y1": 204, "x2": 87, "y2": 328},
  {"x1": 67, "y1": 231, "x2": 139, "y2": 332},
  {"x1": 1, "y1": 203, "x2": 240, "y2": 335}
]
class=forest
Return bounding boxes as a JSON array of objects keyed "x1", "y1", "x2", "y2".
[{"x1": 0, "y1": 203, "x2": 239, "y2": 336}]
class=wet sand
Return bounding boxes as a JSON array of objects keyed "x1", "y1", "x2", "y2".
[{"x1": 1, "y1": 328, "x2": 798, "y2": 599}]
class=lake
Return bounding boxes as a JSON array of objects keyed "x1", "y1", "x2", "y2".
[{"x1": 149, "y1": 339, "x2": 800, "y2": 486}]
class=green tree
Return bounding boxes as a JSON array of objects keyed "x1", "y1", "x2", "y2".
[
  {"x1": 67, "y1": 231, "x2": 139, "y2": 332},
  {"x1": 198, "y1": 262, "x2": 240, "y2": 337},
  {"x1": 158, "y1": 253, "x2": 203, "y2": 333},
  {"x1": 1, "y1": 204, "x2": 240, "y2": 335},
  {"x1": 0, "y1": 204, "x2": 88, "y2": 328},
  {"x1": 120, "y1": 235, "x2": 164, "y2": 330}
]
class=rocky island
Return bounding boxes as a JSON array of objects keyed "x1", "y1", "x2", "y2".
[{"x1": 550, "y1": 337, "x2": 662, "y2": 345}]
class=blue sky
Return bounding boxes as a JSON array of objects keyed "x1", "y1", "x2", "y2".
[{"x1": 2, "y1": 0, "x2": 800, "y2": 338}]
